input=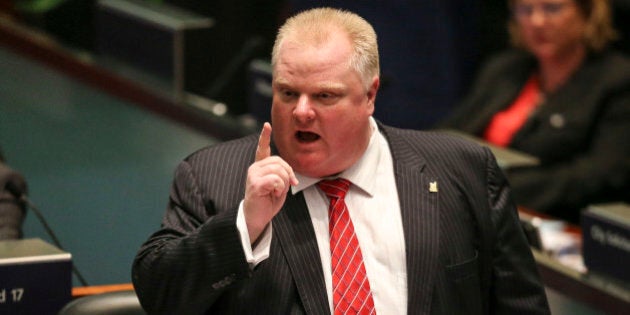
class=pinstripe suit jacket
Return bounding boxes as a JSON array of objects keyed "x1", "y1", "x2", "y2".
[{"x1": 132, "y1": 123, "x2": 550, "y2": 315}]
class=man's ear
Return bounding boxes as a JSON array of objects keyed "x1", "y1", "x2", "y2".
[{"x1": 366, "y1": 76, "x2": 380, "y2": 110}]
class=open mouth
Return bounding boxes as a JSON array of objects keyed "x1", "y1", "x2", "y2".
[{"x1": 296, "y1": 131, "x2": 320, "y2": 143}]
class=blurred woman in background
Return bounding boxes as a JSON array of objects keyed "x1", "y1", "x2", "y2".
[{"x1": 439, "y1": 0, "x2": 630, "y2": 223}]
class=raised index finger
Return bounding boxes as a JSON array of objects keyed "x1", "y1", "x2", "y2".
[{"x1": 256, "y1": 122, "x2": 272, "y2": 162}]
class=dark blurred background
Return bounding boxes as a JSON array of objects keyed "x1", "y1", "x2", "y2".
[{"x1": 4, "y1": 0, "x2": 629, "y2": 129}]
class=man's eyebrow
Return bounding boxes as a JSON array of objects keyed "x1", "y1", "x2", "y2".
[
  {"x1": 273, "y1": 78, "x2": 290, "y2": 87},
  {"x1": 273, "y1": 77, "x2": 302, "y2": 88},
  {"x1": 316, "y1": 82, "x2": 345, "y2": 91},
  {"x1": 273, "y1": 78, "x2": 345, "y2": 91}
]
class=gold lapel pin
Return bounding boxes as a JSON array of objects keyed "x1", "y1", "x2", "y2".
[{"x1": 429, "y1": 181, "x2": 438, "y2": 193}]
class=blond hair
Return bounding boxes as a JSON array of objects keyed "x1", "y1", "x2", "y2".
[
  {"x1": 271, "y1": 7, "x2": 380, "y2": 89},
  {"x1": 508, "y1": 0, "x2": 618, "y2": 52}
]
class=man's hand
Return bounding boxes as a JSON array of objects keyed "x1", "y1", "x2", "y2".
[{"x1": 244, "y1": 122, "x2": 298, "y2": 244}]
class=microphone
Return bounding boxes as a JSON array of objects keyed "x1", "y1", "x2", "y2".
[
  {"x1": 0, "y1": 161, "x2": 27, "y2": 198},
  {"x1": 0, "y1": 161, "x2": 27, "y2": 240},
  {"x1": 0, "y1": 162, "x2": 89, "y2": 286}
]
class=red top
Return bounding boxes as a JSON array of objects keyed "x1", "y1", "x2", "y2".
[{"x1": 484, "y1": 75, "x2": 542, "y2": 147}]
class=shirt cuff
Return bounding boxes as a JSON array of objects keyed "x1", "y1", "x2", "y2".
[{"x1": 236, "y1": 200, "x2": 271, "y2": 269}]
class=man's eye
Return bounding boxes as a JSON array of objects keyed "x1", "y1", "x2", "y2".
[
  {"x1": 316, "y1": 93, "x2": 340, "y2": 105},
  {"x1": 281, "y1": 90, "x2": 297, "y2": 99},
  {"x1": 318, "y1": 93, "x2": 331, "y2": 99},
  {"x1": 318, "y1": 92, "x2": 340, "y2": 100}
]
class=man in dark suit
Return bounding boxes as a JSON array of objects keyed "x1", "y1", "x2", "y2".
[{"x1": 133, "y1": 7, "x2": 550, "y2": 314}]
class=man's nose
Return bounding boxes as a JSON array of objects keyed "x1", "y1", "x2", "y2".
[{"x1": 293, "y1": 95, "x2": 315, "y2": 122}]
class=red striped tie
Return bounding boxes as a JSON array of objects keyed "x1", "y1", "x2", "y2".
[{"x1": 318, "y1": 178, "x2": 376, "y2": 315}]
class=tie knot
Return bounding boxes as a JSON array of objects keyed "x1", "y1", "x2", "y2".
[{"x1": 317, "y1": 178, "x2": 351, "y2": 200}]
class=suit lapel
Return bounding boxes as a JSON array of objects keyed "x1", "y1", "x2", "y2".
[
  {"x1": 273, "y1": 192, "x2": 330, "y2": 315},
  {"x1": 381, "y1": 125, "x2": 440, "y2": 314}
]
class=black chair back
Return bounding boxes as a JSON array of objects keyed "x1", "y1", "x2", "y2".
[{"x1": 58, "y1": 290, "x2": 146, "y2": 315}]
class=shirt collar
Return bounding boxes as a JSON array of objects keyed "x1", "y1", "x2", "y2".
[{"x1": 291, "y1": 117, "x2": 380, "y2": 197}]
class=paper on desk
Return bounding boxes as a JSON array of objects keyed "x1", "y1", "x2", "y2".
[{"x1": 532, "y1": 217, "x2": 587, "y2": 273}]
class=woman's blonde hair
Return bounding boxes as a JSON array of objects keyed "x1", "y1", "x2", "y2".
[
  {"x1": 508, "y1": 0, "x2": 618, "y2": 52},
  {"x1": 271, "y1": 7, "x2": 380, "y2": 89}
]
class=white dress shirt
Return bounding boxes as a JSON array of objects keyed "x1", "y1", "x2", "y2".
[{"x1": 238, "y1": 117, "x2": 407, "y2": 314}]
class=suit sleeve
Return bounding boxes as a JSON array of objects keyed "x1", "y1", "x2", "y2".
[
  {"x1": 132, "y1": 160, "x2": 251, "y2": 315},
  {"x1": 484, "y1": 149, "x2": 551, "y2": 314}
]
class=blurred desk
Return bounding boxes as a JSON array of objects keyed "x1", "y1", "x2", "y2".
[
  {"x1": 0, "y1": 14, "x2": 254, "y2": 142},
  {"x1": 520, "y1": 209, "x2": 630, "y2": 314},
  {"x1": 534, "y1": 249, "x2": 630, "y2": 314}
]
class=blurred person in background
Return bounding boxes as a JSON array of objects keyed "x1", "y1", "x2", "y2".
[{"x1": 438, "y1": 0, "x2": 630, "y2": 223}]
